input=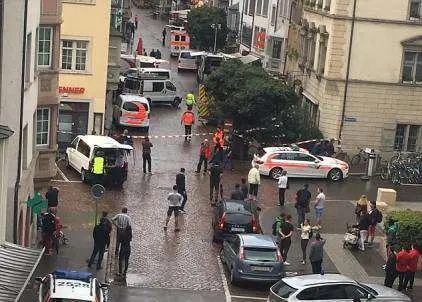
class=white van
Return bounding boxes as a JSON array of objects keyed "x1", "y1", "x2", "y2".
[
  {"x1": 178, "y1": 50, "x2": 202, "y2": 71},
  {"x1": 142, "y1": 79, "x2": 182, "y2": 107},
  {"x1": 113, "y1": 94, "x2": 151, "y2": 130},
  {"x1": 65, "y1": 135, "x2": 133, "y2": 184},
  {"x1": 140, "y1": 68, "x2": 171, "y2": 79}
]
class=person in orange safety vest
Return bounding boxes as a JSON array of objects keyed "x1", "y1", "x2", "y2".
[
  {"x1": 213, "y1": 127, "x2": 224, "y2": 148},
  {"x1": 181, "y1": 105, "x2": 195, "y2": 141}
]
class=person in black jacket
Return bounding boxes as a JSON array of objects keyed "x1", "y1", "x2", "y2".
[
  {"x1": 45, "y1": 186, "x2": 59, "y2": 210},
  {"x1": 384, "y1": 249, "x2": 398, "y2": 287},
  {"x1": 88, "y1": 221, "x2": 110, "y2": 270},
  {"x1": 118, "y1": 225, "x2": 132, "y2": 277},
  {"x1": 176, "y1": 168, "x2": 187, "y2": 213},
  {"x1": 295, "y1": 184, "x2": 311, "y2": 228},
  {"x1": 358, "y1": 208, "x2": 371, "y2": 251}
]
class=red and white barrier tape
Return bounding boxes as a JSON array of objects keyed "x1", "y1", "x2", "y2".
[{"x1": 57, "y1": 131, "x2": 213, "y2": 139}]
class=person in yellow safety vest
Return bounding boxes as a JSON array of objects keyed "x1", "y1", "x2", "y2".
[
  {"x1": 92, "y1": 150, "x2": 105, "y2": 185},
  {"x1": 213, "y1": 127, "x2": 224, "y2": 148},
  {"x1": 185, "y1": 91, "x2": 196, "y2": 107}
]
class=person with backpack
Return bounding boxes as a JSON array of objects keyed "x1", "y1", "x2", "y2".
[
  {"x1": 295, "y1": 184, "x2": 311, "y2": 229},
  {"x1": 368, "y1": 201, "x2": 382, "y2": 245},
  {"x1": 181, "y1": 106, "x2": 195, "y2": 141},
  {"x1": 41, "y1": 208, "x2": 56, "y2": 255}
]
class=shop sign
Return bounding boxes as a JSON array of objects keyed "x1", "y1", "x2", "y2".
[{"x1": 59, "y1": 86, "x2": 86, "y2": 94}]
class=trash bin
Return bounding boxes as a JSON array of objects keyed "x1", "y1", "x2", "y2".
[{"x1": 367, "y1": 149, "x2": 376, "y2": 177}]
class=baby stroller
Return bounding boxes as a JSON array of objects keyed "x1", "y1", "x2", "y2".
[
  {"x1": 343, "y1": 223, "x2": 359, "y2": 249},
  {"x1": 52, "y1": 216, "x2": 69, "y2": 254}
]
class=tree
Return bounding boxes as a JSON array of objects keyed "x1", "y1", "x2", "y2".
[
  {"x1": 187, "y1": 7, "x2": 228, "y2": 51},
  {"x1": 204, "y1": 60, "x2": 322, "y2": 144}
]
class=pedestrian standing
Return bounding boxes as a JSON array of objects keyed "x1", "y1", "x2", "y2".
[
  {"x1": 209, "y1": 162, "x2": 222, "y2": 205},
  {"x1": 357, "y1": 208, "x2": 371, "y2": 251},
  {"x1": 155, "y1": 49, "x2": 162, "y2": 59},
  {"x1": 248, "y1": 164, "x2": 260, "y2": 201},
  {"x1": 404, "y1": 244, "x2": 420, "y2": 290},
  {"x1": 212, "y1": 127, "x2": 224, "y2": 148},
  {"x1": 185, "y1": 91, "x2": 196, "y2": 107},
  {"x1": 309, "y1": 233, "x2": 326, "y2": 274},
  {"x1": 88, "y1": 220, "x2": 110, "y2": 270},
  {"x1": 277, "y1": 170, "x2": 288, "y2": 206},
  {"x1": 41, "y1": 208, "x2": 56, "y2": 255},
  {"x1": 396, "y1": 245, "x2": 411, "y2": 291},
  {"x1": 134, "y1": 15, "x2": 138, "y2": 29},
  {"x1": 143, "y1": 49, "x2": 147, "y2": 56},
  {"x1": 118, "y1": 225, "x2": 132, "y2": 277},
  {"x1": 112, "y1": 207, "x2": 132, "y2": 256},
  {"x1": 100, "y1": 211, "x2": 112, "y2": 249},
  {"x1": 240, "y1": 178, "x2": 248, "y2": 199},
  {"x1": 176, "y1": 168, "x2": 188, "y2": 213},
  {"x1": 300, "y1": 219, "x2": 312, "y2": 265},
  {"x1": 211, "y1": 144, "x2": 225, "y2": 164},
  {"x1": 278, "y1": 214, "x2": 293, "y2": 266},
  {"x1": 181, "y1": 106, "x2": 195, "y2": 141},
  {"x1": 355, "y1": 195, "x2": 368, "y2": 223},
  {"x1": 295, "y1": 184, "x2": 311, "y2": 228},
  {"x1": 384, "y1": 248, "x2": 398, "y2": 288},
  {"x1": 313, "y1": 187, "x2": 325, "y2": 229},
  {"x1": 149, "y1": 49, "x2": 156, "y2": 58},
  {"x1": 142, "y1": 137, "x2": 153, "y2": 173},
  {"x1": 385, "y1": 218, "x2": 398, "y2": 258},
  {"x1": 230, "y1": 184, "x2": 244, "y2": 200},
  {"x1": 162, "y1": 27, "x2": 166, "y2": 46},
  {"x1": 196, "y1": 139, "x2": 211, "y2": 173},
  {"x1": 45, "y1": 186, "x2": 59, "y2": 211},
  {"x1": 164, "y1": 185, "x2": 183, "y2": 232},
  {"x1": 368, "y1": 201, "x2": 382, "y2": 245}
]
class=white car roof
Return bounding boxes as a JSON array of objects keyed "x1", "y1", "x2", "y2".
[
  {"x1": 283, "y1": 274, "x2": 355, "y2": 289},
  {"x1": 78, "y1": 135, "x2": 133, "y2": 151},
  {"x1": 140, "y1": 67, "x2": 170, "y2": 73},
  {"x1": 263, "y1": 146, "x2": 309, "y2": 153},
  {"x1": 51, "y1": 279, "x2": 93, "y2": 301},
  {"x1": 119, "y1": 94, "x2": 149, "y2": 104}
]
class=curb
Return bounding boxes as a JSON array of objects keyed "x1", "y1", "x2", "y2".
[{"x1": 104, "y1": 229, "x2": 117, "y2": 282}]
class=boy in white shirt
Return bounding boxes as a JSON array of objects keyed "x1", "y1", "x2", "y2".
[
  {"x1": 277, "y1": 170, "x2": 288, "y2": 206},
  {"x1": 314, "y1": 187, "x2": 326, "y2": 229}
]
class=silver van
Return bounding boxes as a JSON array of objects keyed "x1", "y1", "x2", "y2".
[{"x1": 142, "y1": 79, "x2": 181, "y2": 107}]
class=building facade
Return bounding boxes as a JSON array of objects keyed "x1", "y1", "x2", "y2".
[
  {"x1": 285, "y1": 0, "x2": 422, "y2": 155},
  {"x1": 58, "y1": 0, "x2": 111, "y2": 151},
  {"x1": 35, "y1": 0, "x2": 62, "y2": 188}
]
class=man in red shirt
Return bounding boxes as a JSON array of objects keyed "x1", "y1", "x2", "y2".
[
  {"x1": 396, "y1": 245, "x2": 412, "y2": 291},
  {"x1": 404, "y1": 245, "x2": 420, "y2": 290}
]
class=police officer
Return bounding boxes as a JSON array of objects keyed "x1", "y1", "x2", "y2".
[
  {"x1": 185, "y1": 91, "x2": 196, "y2": 107},
  {"x1": 92, "y1": 150, "x2": 105, "y2": 185}
]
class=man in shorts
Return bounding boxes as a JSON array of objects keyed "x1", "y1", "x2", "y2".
[
  {"x1": 164, "y1": 185, "x2": 183, "y2": 232},
  {"x1": 313, "y1": 187, "x2": 325, "y2": 229}
]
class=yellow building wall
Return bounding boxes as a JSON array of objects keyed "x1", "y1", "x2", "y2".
[{"x1": 59, "y1": 1, "x2": 111, "y2": 129}]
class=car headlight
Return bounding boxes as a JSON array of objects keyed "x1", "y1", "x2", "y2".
[{"x1": 340, "y1": 163, "x2": 349, "y2": 170}]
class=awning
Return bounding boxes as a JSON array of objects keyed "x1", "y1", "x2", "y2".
[
  {"x1": 0, "y1": 242, "x2": 44, "y2": 301},
  {"x1": 302, "y1": 90, "x2": 319, "y2": 105}
]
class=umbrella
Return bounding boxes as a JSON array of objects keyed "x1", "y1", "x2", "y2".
[{"x1": 136, "y1": 37, "x2": 143, "y2": 55}]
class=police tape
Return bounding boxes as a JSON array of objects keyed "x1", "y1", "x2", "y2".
[{"x1": 57, "y1": 130, "x2": 213, "y2": 139}]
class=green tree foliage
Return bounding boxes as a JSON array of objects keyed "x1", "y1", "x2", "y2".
[
  {"x1": 386, "y1": 210, "x2": 422, "y2": 250},
  {"x1": 204, "y1": 60, "x2": 322, "y2": 144},
  {"x1": 187, "y1": 7, "x2": 228, "y2": 51}
]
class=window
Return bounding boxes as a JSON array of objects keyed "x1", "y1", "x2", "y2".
[
  {"x1": 248, "y1": 0, "x2": 255, "y2": 15},
  {"x1": 244, "y1": 0, "x2": 249, "y2": 12},
  {"x1": 317, "y1": 39, "x2": 327, "y2": 75},
  {"x1": 241, "y1": 25, "x2": 253, "y2": 46},
  {"x1": 307, "y1": 35, "x2": 316, "y2": 69},
  {"x1": 271, "y1": 5, "x2": 277, "y2": 25},
  {"x1": 344, "y1": 285, "x2": 367, "y2": 300},
  {"x1": 36, "y1": 108, "x2": 50, "y2": 145},
  {"x1": 263, "y1": 0, "x2": 269, "y2": 16},
  {"x1": 256, "y1": 0, "x2": 262, "y2": 15},
  {"x1": 296, "y1": 153, "x2": 316, "y2": 162},
  {"x1": 410, "y1": 0, "x2": 421, "y2": 19},
  {"x1": 165, "y1": 81, "x2": 176, "y2": 91},
  {"x1": 313, "y1": 285, "x2": 347, "y2": 299},
  {"x1": 296, "y1": 287, "x2": 317, "y2": 300},
  {"x1": 300, "y1": 32, "x2": 308, "y2": 65},
  {"x1": 93, "y1": 113, "x2": 103, "y2": 135},
  {"x1": 394, "y1": 124, "x2": 421, "y2": 152},
  {"x1": 61, "y1": 39, "x2": 88, "y2": 71},
  {"x1": 152, "y1": 82, "x2": 164, "y2": 92},
  {"x1": 37, "y1": 26, "x2": 53, "y2": 67},
  {"x1": 25, "y1": 33, "x2": 32, "y2": 83},
  {"x1": 77, "y1": 140, "x2": 90, "y2": 158},
  {"x1": 70, "y1": 137, "x2": 79, "y2": 149},
  {"x1": 175, "y1": 35, "x2": 180, "y2": 41},
  {"x1": 402, "y1": 51, "x2": 422, "y2": 84},
  {"x1": 272, "y1": 39, "x2": 283, "y2": 59}
]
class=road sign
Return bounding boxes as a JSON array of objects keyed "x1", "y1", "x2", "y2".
[
  {"x1": 91, "y1": 184, "x2": 105, "y2": 200},
  {"x1": 27, "y1": 192, "x2": 48, "y2": 214}
]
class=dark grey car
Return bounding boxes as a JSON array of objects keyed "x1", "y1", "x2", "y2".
[{"x1": 220, "y1": 234, "x2": 285, "y2": 284}]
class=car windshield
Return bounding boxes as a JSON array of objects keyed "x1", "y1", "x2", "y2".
[
  {"x1": 122, "y1": 101, "x2": 143, "y2": 112},
  {"x1": 225, "y1": 213, "x2": 252, "y2": 225},
  {"x1": 180, "y1": 52, "x2": 192, "y2": 59},
  {"x1": 357, "y1": 282, "x2": 378, "y2": 296},
  {"x1": 244, "y1": 248, "x2": 277, "y2": 261},
  {"x1": 272, "y1": 280, "x2": 297, "y2": 298},
  {"x1": 316, "y1": 156, "x2": 324, "y2": 161}
]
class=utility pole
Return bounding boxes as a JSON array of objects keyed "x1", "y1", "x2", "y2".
[{"x1": 211, "y1": 23, "x2": 221, "y2": 53}]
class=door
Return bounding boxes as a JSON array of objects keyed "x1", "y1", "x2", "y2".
[
  {"x1": 67, "y1": 137, "x2": 79, "y2": 170},
  {"x1": 75, "y1": 140, "x2": 90, "y2": 172},
  {"x1": 225, "y1": 237, "x2": 240, "y2": 268},
  {"x1": 295, "y1": 284, "x2": 351, "y2": 301},
  {"x1": 152, "y1": 81, "x2": 165, "y2": 102},
  {"x1": 294, "y1": 152, "x2": 324, "y2": 177},
  {"x1": 269, "y1": 152, "x2": 298, "y2": 177}
]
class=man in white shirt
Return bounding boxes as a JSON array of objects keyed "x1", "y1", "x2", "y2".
[
  {"x1": 112, "y1": 207, "x2": 132, "y2": 256},
  {"x1": 248, "y1": 164, "x2": 261, "y2": 201},
  {"x1": 164, "y1": 185, "x2": 183, "y2": 232},
  {"x1": 313, "y1": 187, "x2": 326, "y2": 228},
  {"x1": 277, "y1": 170, "x2": 288, "y2": 206}
]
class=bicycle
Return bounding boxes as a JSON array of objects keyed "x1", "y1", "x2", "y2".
[
  {"x1": 350, "y1": 147, "x2": 370, "y2": 166},
  {"x1": 333, "y1": 145, "x2": 350, "y2": 163}
]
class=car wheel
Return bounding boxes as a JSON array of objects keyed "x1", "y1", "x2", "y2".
[
  {"x1": 230, "y1": 266, "x2": 238, "y2": 285},
  {"x1": 328, "y1": 168, "x2": 343, "y2": 181},
  {"x1": 219, "y1": 248, "x2": 226, "y2": 265},
  {"x1": 172, "y1": 97, "x2": 181, "y2": 108},
  {"x1": 269, "y1": 167, "x2": 283, "y2": 180},
  {"x1": 81, "y1": 168, "x2": 87, "y2": 183}
]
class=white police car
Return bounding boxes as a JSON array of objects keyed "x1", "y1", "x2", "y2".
[{"x1": 36, "y1": 269, "x2": 109, "y2": 301}]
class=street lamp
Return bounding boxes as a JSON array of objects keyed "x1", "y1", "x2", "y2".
[{"x1": 211, "y1": 23, "x2": 221, "y2": 54}]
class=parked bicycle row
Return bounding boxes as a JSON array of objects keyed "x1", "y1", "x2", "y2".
[{"x1": 380, "y1": 152, "x2": 422, "y2": 185}]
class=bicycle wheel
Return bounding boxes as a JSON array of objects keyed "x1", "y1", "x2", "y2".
[{"x1": 350, "y1": 154, "x2": 361, "y2": 166}]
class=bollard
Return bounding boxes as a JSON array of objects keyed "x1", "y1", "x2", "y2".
[{"x1": 367, "y1": 150, "x2": 376, "y2": 177}]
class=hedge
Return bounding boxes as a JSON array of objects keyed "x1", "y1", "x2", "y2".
[{"x1": 386, "y1": 210, "x2": 422, "y2": 250}]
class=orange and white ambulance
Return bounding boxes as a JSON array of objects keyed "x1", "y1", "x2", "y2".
[{"x1": 170, "y1": 29, "x2": 190, "y2": 57}]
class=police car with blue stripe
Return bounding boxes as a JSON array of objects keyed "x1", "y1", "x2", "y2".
[{"x1": 35, "y1": 269, "x2": 109, "y2": 301}]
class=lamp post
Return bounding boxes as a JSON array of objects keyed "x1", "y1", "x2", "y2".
[{"x1": 211, "y1": 23, "x2": 221, "y2": 53}]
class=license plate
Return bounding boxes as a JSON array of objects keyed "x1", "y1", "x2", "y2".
[
  {"x1": 252, "y1": 266, "x2": 272, "y2": 272},
  {"x1": 231, "y1": 227, "x2": 245, "y2": 232}
]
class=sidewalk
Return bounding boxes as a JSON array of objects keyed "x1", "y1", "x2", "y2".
[{"x1": 259, "y1": 200, "x2": 422, "y2": 301}]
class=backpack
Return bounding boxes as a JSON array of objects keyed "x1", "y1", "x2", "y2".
[
  {"x1": 42, "y1": 213, "x2": 56, "y2": 233},
  {"x1": 375, "y1": 209, "x2": 383, "y2": 223},
  {"x1": 183, "y1": 111, "x2": 195, "y2": 124}
]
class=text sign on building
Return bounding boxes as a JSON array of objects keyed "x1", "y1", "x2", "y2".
[{"x1": 59, "y1": 86, "x2": 86, "y2": 94}]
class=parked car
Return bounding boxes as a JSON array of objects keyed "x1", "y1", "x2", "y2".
[
  {"x1": 257, "y1": 146, "x2": 349, "y2": 181},
  {"x1": 177, "y1": 50, "x2": 202, "y2": 71},
  {"x1": 65, "y1": 135, "x2": 133, "y2": 185},
  {"x1": 220, "y1": 234, "x2": 284, "y2": 285},
  {"x1": 212, "y1": 199, "x2": 260, "y2": 242},
  {"x1": 113, "y1": 94, "x2": 150, "y2": 130},
  {"x1": 268, "y1": 273, "x2": 411, "y2": 301},
  {"x1": 36, "y1": 269, "x2": 109, "y2": 302},
  {"x1": 140, "y1": 67, "x2": 171, "y2": 79}
]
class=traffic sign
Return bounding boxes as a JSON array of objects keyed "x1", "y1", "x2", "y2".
[{"x1": 91, "y1": 184, "x2": 105, "y2": 200}]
